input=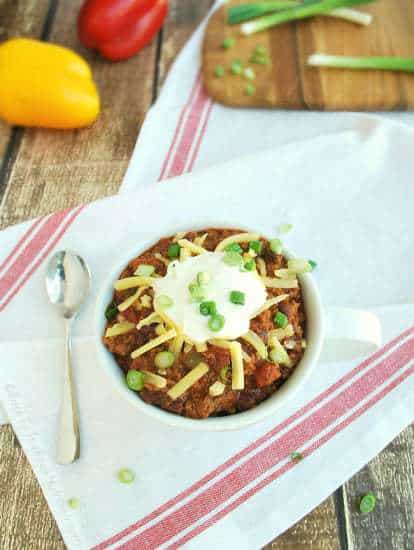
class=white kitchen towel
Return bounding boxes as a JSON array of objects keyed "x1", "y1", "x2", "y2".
[{"x1": 0, "y1": 121, "x2": 413, "y2": 549}]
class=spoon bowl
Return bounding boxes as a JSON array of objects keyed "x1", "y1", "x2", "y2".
[{"x1": 46, "y1": 250, "x2": 91, "y2": 319}]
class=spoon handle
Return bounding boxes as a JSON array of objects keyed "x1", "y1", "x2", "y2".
[{"x1": 57, "y1": 319, "x2": 80, "y2": 464}]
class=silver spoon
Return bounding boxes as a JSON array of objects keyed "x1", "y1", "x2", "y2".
[{"x1": 46, "y1": 250, "x2": 91, "y2": 464}]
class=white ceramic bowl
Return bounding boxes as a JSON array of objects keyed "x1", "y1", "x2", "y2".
[{"x1": 94, "y1": 229, "x2": 324, "y2": 431}]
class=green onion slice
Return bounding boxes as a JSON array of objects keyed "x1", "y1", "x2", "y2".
[
  {"x1": 274, "y1": 311, "x2": 288, "y2": 328},
  {"x1": 231, "y1": 59, "x2": 243, "y2": 75},
  {"x1": 223, "y1": 251, "x2": 244, "y2": 267},
  {"x1": 214, "y1": 65, "x2": 225, "y2": 78},
  {"x1": 105, "y1": 302, "x2": 118, "y2": 321},
  {"x1": 222, "y1": 37, "x2": 235, "y2": 49},
  {"x1": 167, "y1": 243, "x2": 181, "y2": 258},
  {"x1": 230, "y1": 290, "x2": 246, "y2": 305},
  {"x1": 156, "y1": 295, "x2": 173, "y2": 309},
  {"x1": 154, "y1": 351, "x2": 175, "y2": 369},
  {"x1": 270, "y1": 238, "x2": 283, "y2": 254},
  {"x1": 135, "y1": 264, "x2": 155, "y2": 277},
  {"x1": 291, "y1": 451, "x2": 304, "y2": 462},
  {"x1": 126, "y1": 370, "x2": 145, "y2": 391},
  {"x1": 359, "y1": 493, "x2": 377, "y2": 514},
  {"x1": 245, "y1": 83, "x2": 256, "y2": 96},
  {"x1": 117, "y1": 468, "x2": 136, "y2": 484},
  {"x1": 200, "y1": 301, "x2": 217, "y2": 316},
  {"x1": 67, "y1": 498, "x2": 79, "y2": 509},
  {"x1": 208, "y1": 314, "x2": 226, "y2": 332}
]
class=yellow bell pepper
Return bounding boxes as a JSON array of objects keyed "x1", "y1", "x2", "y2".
[{"x1": 0, "y1": 38, "x2": 100, "y2": 129}]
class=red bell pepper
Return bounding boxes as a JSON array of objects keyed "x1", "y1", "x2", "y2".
[{"x1": 78, "y1": 0, "x2": 168, "y2": 61}]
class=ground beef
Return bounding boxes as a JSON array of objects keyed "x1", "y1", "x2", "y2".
[{"x1": 103, "y1": 228, "x2": 306, "y2": 419}]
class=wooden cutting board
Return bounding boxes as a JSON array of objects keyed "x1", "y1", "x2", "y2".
[{"x1": 202, "y1": 0, "x2": 414, "y2": 110}]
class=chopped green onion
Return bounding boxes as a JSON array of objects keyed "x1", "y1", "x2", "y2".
[
  {"x1": 197, "y1": 271, "x2": 211, "y2": 286},
  {"x1": 223, "y1": 251, "x2": 244, "y2": 267},
  {"x1": 274, "y1": 311, "x2": 288, "y2": 328},
  {"x1": 269, "y1": 342, "x2": 291, "y2": 366},
  {"x1": 168, "y1": 243, "x2": 180, "y2": 258},
  {"x1": 278, "y1": 223, "x2": 293, "y2": 234},
  {"x1": 308, "y1": 259, "x2": 317, "y2": 270},
  {"x1": 255, "y1": 46, "x2": 267, "y2": 55},
  {"x1": 230, "y1": 290, "x2": 246, "y2": 305},
  {"x1": 154, "y1": 351, "x2": 175, "y2": 369},
  {"x1": 67, "y1": 498, "x2": 79, "y2": 509},
  {"x1": 250, "y1": 54, "x2": 269, "y2": 65},
  {"x1": 222, "y1": 37, "x2": 235, "y2": 49},
  {"x1": 208, "y1": 314, "x2": 226, "y2": 332},
  {"x1": 245, "y1": 83, "x2": 256, "y2": 96},
  {"x1": 189, "y1": 282, "x2": 208, "y2": 302},
  {"x1": 135, "y1": 264, "x2": 155, "y2": 277},
  {"x1": 126, "y1": 370, "x2": 145, "y2": 391},
  {"x1": 308, "y1": 54, "x2": 414, "y2": 73},
  {"x1": 231, "y1": 59, "x2": 243, "y2": 75},
  {"x1": 291, "y1": 451, "x2": 304, "y2": 462},
  {"x1": 243, "y1": 259, "x2": 256, "y2": 271},
  {"x1": 220, "y1": 365, "x2": 230, "y2": 382},
  {"x1": 156, "y1": 295, "x2": 173, "y2": 308},
  {"x1": 243, "y1": 67, "x2": 256, "y2": 80},
  {"x1": 359, "y1": 493, "x2": 377, "y2": 514},
  {"x1": 105, "y1": 302, "x2": 118, "y2": 321},
  {"x1": 117, "y1": 468, "x2": 135, "y2": 484},
  {"x1": 287, "y1": 258, "x2": 312, "y2": 273},
  {"x1": 270, "y1": 238, "x2": 283, "y2": 254},
  {"x1": 249, "y1": 240, "x2": 262, "y2": 254},
  {"x1": 214, "y1": 65, "x2": 225, "y2": 78},
  {"x1": 225, "y1": 242, "x2": 243, "y2": 254},
  {"x1": 200, "y1": 301, "x2": 217, "y2": 316},
  {"x1": 228, "y1": 1, "x2": 297, "y2": 24},
  {"x1": 240, "y1": 0, "x2": 376, "y2": 35}
]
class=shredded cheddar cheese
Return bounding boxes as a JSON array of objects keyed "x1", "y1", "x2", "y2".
[
  {"x1": 136, "y1": 312, "x2": 161, "y2": 330},
  {"x1": 105, "y1": 322, "x2": 135, "y2": 338},
  {"x1": 230, "y1": 341, "x2": 244, "y2": 390},
  {"x1": 261, "y1": 277, "x2": 298, "y2": 289},
  {"x1": 130, "y1": 329, "x2": 176, "y2": 359},
  {"x1": 241, "y1": 330, "x2": 267, "y2": 359},
  {"x1": 167, "y1": 362, "x2": 209, "y2": 400},
  {"x1": 251, "y1": 294, "x2": 289, "y2": 318},
  {"x1": 114, "y1": 276, "x2": 154, "y2": 291},
  {"x1": 178, "y1": 239, "x2": 207, "y2": 255},
  {"x1": 215, "y1": 232, "x2": 261, "y2": 252},
  {"x1": 117, "y1": 286, "x2": 148, "y2": 312}
]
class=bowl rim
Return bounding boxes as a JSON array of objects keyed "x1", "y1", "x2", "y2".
[{"x1": 94, "y1": 227, "x2": 324, "y2": 431}]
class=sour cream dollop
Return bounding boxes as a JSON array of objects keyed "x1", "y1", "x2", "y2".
[{"x1": 152, "y1": 252, "x2": 267, "y2": 343}]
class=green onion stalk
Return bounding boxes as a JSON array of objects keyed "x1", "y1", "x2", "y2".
[
  {"x1": 308, "y1": 54, "x2": 414, "y2": 73},
  {"x1": 239, "y1": 0, "x2": 376, "y2": 35}
]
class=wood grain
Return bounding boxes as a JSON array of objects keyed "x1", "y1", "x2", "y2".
[
  {"x1": 202, "y1": 0, "x2": 414, "y2": 110},
  {"x1": 0, "y1": 0, "x2": 52, "y2": 178},
  {"x1": 343, "y1": 425, "x2": 414, "y2": 550},
  {"x1": 0, "y1": 0, "x2": 158, "y2": 230},
  {"x1": 264, "y1": 497, "x2": 340, "y2": 550}
]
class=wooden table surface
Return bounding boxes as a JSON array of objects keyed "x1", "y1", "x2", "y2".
[{"x1": 0, "y1": 1, "x2": 413, "y2": 549}]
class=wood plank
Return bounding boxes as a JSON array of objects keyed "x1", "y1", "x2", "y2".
[
  {"x1": 265, "y1": 497, "x2": 341, "y2": 550},
  {"x1": 0, "y1": 0, "x2": 158, "y2": 229},
  {"x1": 342, "y1": 425, "x2": 414, "y2": 550},
  {"x1": 0, "y1": 0, "x2": 52, "y2": 177},
  {"x1": 202, "y1": 0, "x2": 414, "y2": 110},
  {"x1": 0, "y1": 425, "x2": 64, "y2": 549},
  {"x1": 157, "y1": 0, "x2": 215, "y2": 89}
]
